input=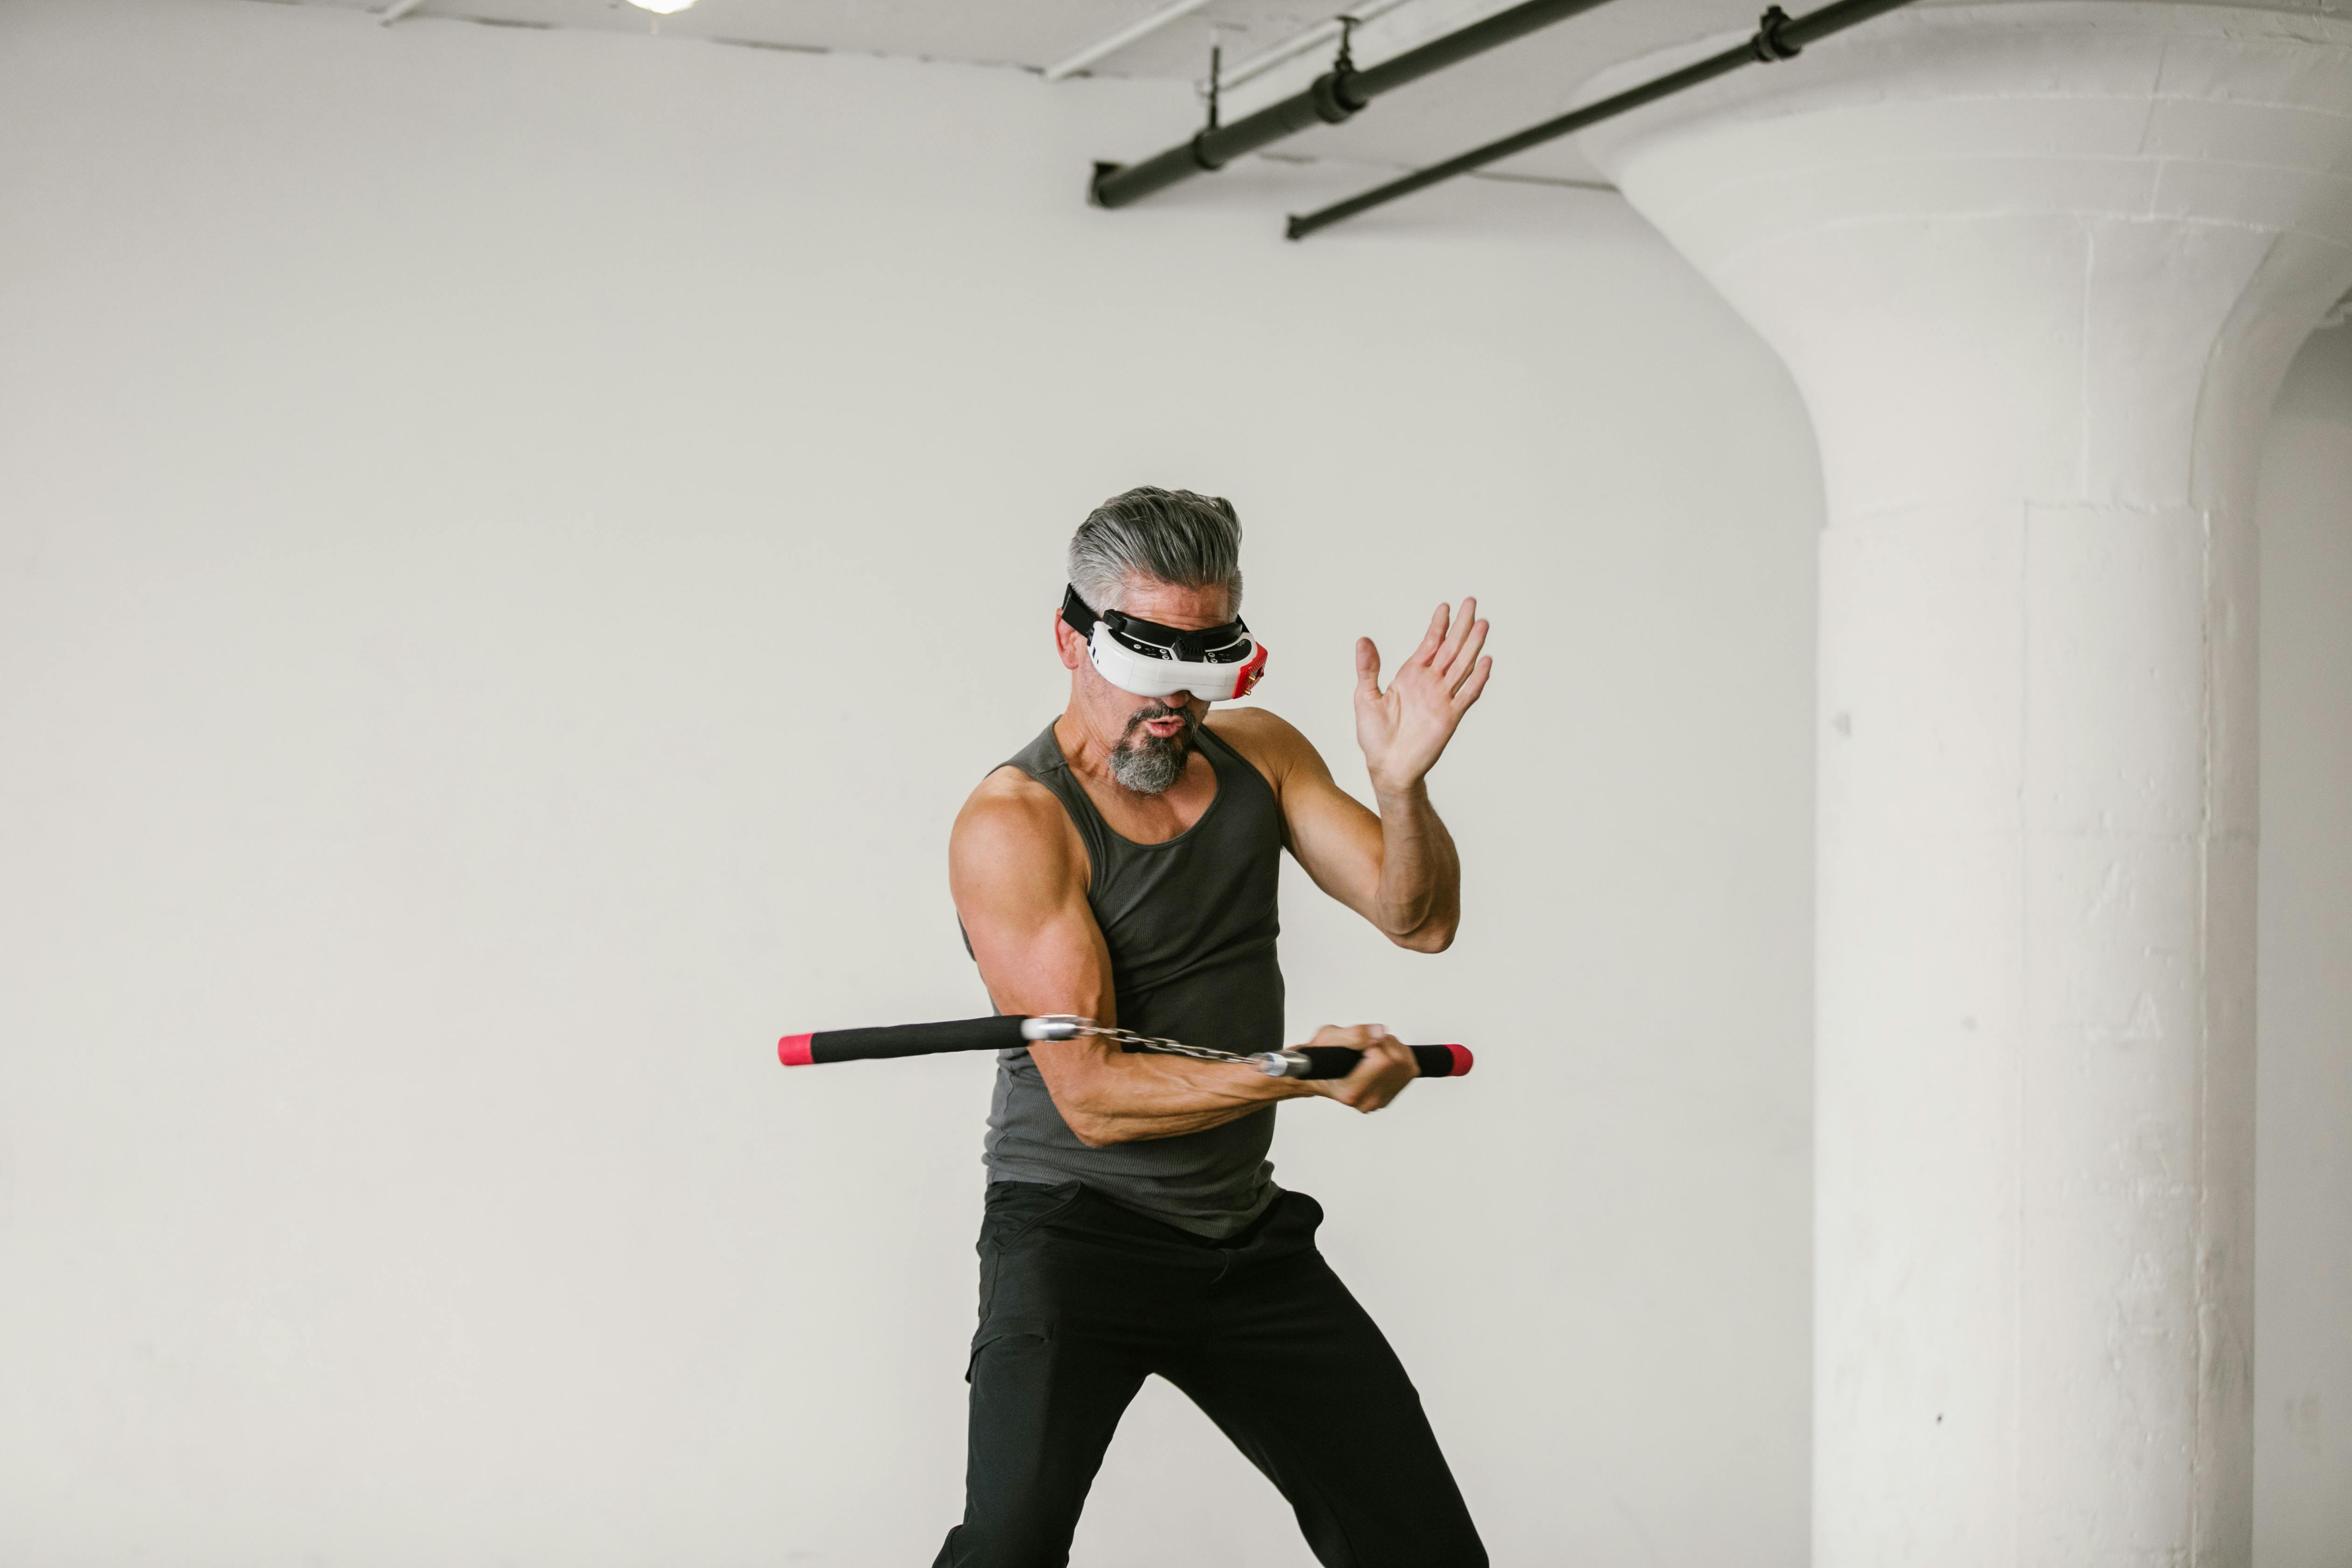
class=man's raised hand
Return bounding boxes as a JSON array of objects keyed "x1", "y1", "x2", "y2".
[{"x1": 1354, "y1": 597, "x2": 1492, "y2": 798}]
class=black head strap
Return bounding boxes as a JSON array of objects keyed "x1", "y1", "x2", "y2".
[{"x1": 1061, "y1": 584, "x2": 1251, "y2": 663}]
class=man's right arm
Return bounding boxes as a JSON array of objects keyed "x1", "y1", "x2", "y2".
[{"x1": 949, "y1": 769, "x2": 1411, "y2": 1145}]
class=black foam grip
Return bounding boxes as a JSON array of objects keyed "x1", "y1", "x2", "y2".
[
  {"x1": 807, "y1": 1015, "x2": 1029, "y2": 1064},
  {"x1": 1288, "y1": 1045, "x2": 1464, "y2": 1080}
]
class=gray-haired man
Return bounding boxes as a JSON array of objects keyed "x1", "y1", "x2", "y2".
[{"x1": 936, "y1": 487, "x2": 1494, "y2": 1567}]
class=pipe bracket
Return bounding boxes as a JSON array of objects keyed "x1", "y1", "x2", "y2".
[
  {"x1": 1751, "y1": 5, "x2": 1802, "y2": 62},
  {"x1": 1309, "y1": 69, "x2": 1366, "y2": 124}
]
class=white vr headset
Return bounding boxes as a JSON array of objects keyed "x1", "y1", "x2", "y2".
[{"x1": 1061, "y1": 584, "x2": 1268, "y2": 702}]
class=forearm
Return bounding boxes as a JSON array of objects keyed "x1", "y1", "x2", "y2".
[
  {"x1": 1036, "y1": 1041, "x2": 1314, "y2": 1146},
  {"x1": 1368, "y1": 780, "x2": 1462, "y2": 950}
]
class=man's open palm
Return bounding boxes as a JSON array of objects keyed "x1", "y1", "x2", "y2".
[{"x1": 1355, "y1": 598, "x2": 1492, "y2": 795}]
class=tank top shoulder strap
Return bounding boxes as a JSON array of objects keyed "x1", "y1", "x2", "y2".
[
  {"x1": 1194, "y1": 716, "x2": 1280, "y2": 808},
  {"x1": 1002, "y1": 721, "x2": 1110, "y2": 895}
]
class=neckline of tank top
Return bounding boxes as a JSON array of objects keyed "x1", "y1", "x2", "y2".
[{"x1": 1048, "y1": 720, "x2": 1247, "y2": 854}]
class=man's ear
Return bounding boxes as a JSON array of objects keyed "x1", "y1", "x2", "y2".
[{"x1": 1053, "y1": 604, "x2": 1085, "y2": 672}]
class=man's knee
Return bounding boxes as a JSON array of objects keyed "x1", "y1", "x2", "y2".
[
  {"x1": 935, "y1": 1429, "x2": 1100, "y2": 1568},
  {"x1": 1294, "y1": 1499, "x2": 1485, "y2": 1568},
  {"x1": 932, "y1": 1512, "x2": 1081, "y2": 1568},
  {"x1": 948, "y1": 1330, "x2": 1131, "y2": 1568}
]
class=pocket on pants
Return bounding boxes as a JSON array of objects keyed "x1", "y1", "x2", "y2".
[
  {"x1": 981, "y1": 1179, "x2": 1085, "y2": 1248},
  {"x1": 964, "y1": 1325, "x2": 1050, "y2": 1384},
  {"x1": 971, "y1": 1182, "x2": 1085, "y2": 1370}
]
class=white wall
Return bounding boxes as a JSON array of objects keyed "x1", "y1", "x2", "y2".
[
  {"x1": 2255, "y1": 319, "x2": 2352, "y2": 1568},
  {"x1": 0, "y1": 2, "x2": 2339, "y2": 1564}
]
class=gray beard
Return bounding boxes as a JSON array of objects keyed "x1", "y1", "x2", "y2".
[{"x1": 1107, "y1": 704, "x2": 1198, "y2": 795}]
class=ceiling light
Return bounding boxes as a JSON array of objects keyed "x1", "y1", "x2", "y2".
[{"x1": 625, "y1": 0, "x2": 697, "y2": 13}]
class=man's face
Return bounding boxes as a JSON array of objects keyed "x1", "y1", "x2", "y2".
[{"x1": 1057, "y1": 576, "x2": 1234, "y2": 795}]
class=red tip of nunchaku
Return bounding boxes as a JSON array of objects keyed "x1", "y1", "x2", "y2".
[{"x1": 778, "y1": 1033, "x2": 815, "y2": 1067}]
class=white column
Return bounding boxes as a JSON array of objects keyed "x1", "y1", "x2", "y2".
[{"x1": 1581, "y1": 6, "x2": 2352, "y2": 1562}]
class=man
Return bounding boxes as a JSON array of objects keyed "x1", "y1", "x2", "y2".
[{"x1": 939, "y1": 487, "x2": 1493, "y2": 1568}]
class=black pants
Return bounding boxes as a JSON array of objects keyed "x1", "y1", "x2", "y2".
[{"x1": 933, "y1": 1181, "x2": 1486, "y2": 1568}]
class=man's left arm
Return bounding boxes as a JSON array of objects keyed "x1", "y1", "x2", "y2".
[{"x1": 1216, "y1": 598, "x2": 1491, "y2": 952}]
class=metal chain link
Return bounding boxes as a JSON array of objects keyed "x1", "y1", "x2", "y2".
[{"x1": 1029, "y1": 1015, "x2": 1258, "y2": 1066}]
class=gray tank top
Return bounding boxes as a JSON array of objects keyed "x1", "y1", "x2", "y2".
[{"x1": 980, "y1": 719, "x2": 1287, "y2": 1238}]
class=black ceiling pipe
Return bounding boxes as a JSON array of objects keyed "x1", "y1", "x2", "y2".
[
  {"x1": 1089, "y1": 0, "x2": 1624, "y2": 210},
  {"x1": 1284, "y1": 0, "x2": 1918, "y2": 238}
]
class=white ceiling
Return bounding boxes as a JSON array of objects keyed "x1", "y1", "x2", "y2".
[
  {"x1": 271, "y1": 0, "x2": 2346, "y2": 198},
  {"x1": 268, "y1": 0, "x2": 1819, "y2": 189}
]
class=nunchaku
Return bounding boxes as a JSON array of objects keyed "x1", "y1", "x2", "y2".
[{"x1": 777, "y1": 1015, "x2": 1473, "y2": 1082}]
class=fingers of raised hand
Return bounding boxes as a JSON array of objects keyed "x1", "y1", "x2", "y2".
[
  {"x1": 1436, "y1": 596, "x2": 1477, "y2": 660},
  {"x1": 1441, "y1": 612, "x2": 1488, "y2": 692},
  {"x1": 1408, "y1": 602, "x2": 1450, "y2": 667},
  {"x1": 1451, "y1": 656, "x2": 1493, "y2": 714}
]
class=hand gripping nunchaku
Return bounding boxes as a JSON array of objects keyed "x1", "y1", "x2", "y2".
[{"x1": 777, "y1": 1015, "x2": 1473, "y2": 1082}]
